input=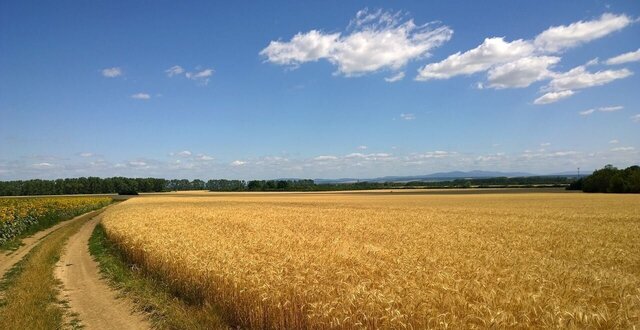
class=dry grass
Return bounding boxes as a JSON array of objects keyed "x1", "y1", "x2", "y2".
[{"x1": 102, "y1": 193, "x2": 640, "y2": 328}]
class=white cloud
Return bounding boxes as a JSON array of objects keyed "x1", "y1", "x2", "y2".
[
  {"x1": 196, "y1": 154, "x2": 214, "y2": 161},
  {"x1": 611, "y1": 146, "x2": 635, "y2": 152},
  {"x1": 165, "y1": 65, "x2": 185, "y2": 77},
  {"x1": 101, "y1": 67, "x2": 122, "y2": 78},
  {"x1": 408, "y1": 150, "x2": 453, "y2": 160},
  {"x1": 579, "y1": 109, "x2": 596, "y2": 116},
  {"x1": 534, "y1": 13, "x2": 633, "y2": 53},
  {"x1": 486, "y1": 56, "x2": 560, "y2": 89},
  {"x1": 416, "y1": 12, "x2": 635, "y2": 103},
  {"x1": 177, "y1": 150, "x2": 192, "y2": 157},
  {"x1": 356, "y1": 145, "x2": 368, "y2": 150},
  {"x1": 128, "y1": 161, "x2": 147, "y2": 167},
  {"x1": 186, "y1": 68, "x2": 214, "y2": 82},
  {"x1": 384, "y1": 71, "x2": 405, "y2": 82},
  {"x1": 231, "y1": 160, "x2": 247, "y2": 166},
  {"x1": 131, "y1": 93, "x2": 151, "y2": 100},
  {"x1": 534, "y1": 90, "x2": 574, "y2": 104},
  {"x1": 32, "y1": 162, "x2": 53, "y2": 168},
  {"x1": 606, "y1": 48, "x2": 640, "y2": 65},
  {"x1": 400, "y1": 113, "x2": 416, "y2": 120},
  {"x1": 544, "y1": 66, "x2": 632, "y2": 92},
  {"x1": 261, "y1": 9, "x2": 453, "y2": 77},
  {"x1": 580, "y1": 105, "x2": 623, "y2": 115},
  {"x1": 598, "y1": 105, "x2": 623, "y2": 112},
  {"x1": 417, "y1": 37, "x2": 534, "y2": 81},
  {"x1": 632, "y1": 114, "x2": 640, "y2": 123},
  {"x1": 540, "y1": 142, "x2": 551, "y2": 147},
  {"x1": 609, "y1": 139, "x2": 619, "y2": 144},
  {"x1": 79, "y1": 152, "x2": 94, "y2": 157},
  {"x1": 314, "y1": 155, "x2": 338, "y2": 161}
]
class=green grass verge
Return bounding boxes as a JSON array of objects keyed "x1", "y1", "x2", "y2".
[
  {"x1": 89, "y1": 223, "x2": 228, "y2": 329},
  {"x1": 0, "y1": 213, "x2": 89, "y2": 329}
]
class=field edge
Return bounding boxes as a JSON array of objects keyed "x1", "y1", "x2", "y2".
[{"x1": 89, "y1": 222, "x2": 229, "y2": 329}]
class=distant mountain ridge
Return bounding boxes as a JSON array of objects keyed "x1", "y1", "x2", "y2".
[{"x1": 313, "y1": 170, "x2": 588, "y2": 184}]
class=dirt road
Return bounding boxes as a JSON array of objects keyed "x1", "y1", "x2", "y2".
[
  {"x1": 56, "y1": 214, "x2": 150, "y2": 329},
  {"x1": 0, "y1": 209, "x2": 104, "y2": 279}
]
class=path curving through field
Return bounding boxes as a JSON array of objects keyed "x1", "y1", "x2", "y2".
[
  {"x1": 56, "y1": 213, "x2": 150, "y2": 330},
  {"x1": 0, "y1": 209, "x2": 104, "y2": 279}
]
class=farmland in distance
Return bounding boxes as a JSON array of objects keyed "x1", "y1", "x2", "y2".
[{"x1": 101, "y1": 192, "x2": 640, "y2": 328}]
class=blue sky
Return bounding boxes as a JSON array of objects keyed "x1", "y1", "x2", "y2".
[{"x1": 1, "y1": 1, "x2": 639, "y2": 180}]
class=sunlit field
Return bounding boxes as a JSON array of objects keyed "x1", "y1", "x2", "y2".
[
  {"x1": 0, "y1": 196, "x2": 111, "y2": 246},
  {"x1": 102, "y1": 192, "x2": 640, "y2": 328}
]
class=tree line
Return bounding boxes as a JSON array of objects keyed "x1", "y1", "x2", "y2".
[
  {"x1": 568, "y1": 165, "x2": 640, "y2": 193},
  {"x1": 1, "y1": 176, "x2": 581, "y2": 196},
  {"x1": 4, "y1": 167, "x2": 637, "y2": 196}
]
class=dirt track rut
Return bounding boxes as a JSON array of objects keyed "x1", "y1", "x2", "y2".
[{"x1": 56, "y1": 214, "x2": 150, "y2": 329}]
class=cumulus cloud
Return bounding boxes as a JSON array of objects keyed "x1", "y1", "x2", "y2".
[
  {"x1": 261, "y1": 9, "x2": 453, "y2": 77},
  {"x1": 605, "y1": 48, "x2": 640, "y2": 65},
  {"x1": 533, "y1": 13, "x2": 633, "y2": 53},
  {"x1": 416, "y1": 12, "x2": 635, "y2": 101},
  {"x1": 101, "y1": 67, "x2": 122, "y2": 78},
  {"x1": 534, "y1": 90, "x2": 575, "y2": 104},
  {"x1": 165, "y1": 65, "x2": 185, "y2": 77},
  {"x1": 79, "y1": 152, "x2": 94, "y2": 158},
  {"x1": 417, "y1": 37, "x2": 535, "y2": 81},
  {"x1": 609, "y1": 139, "x2": 619, "y2": 144},
  {"x1": 131, "y1": 93, "x2": 151, "y2": 100},
  {"x1": 486, "y1": 56, "x2": 560, "y2": 89},
  {"x1": 356, "y1": 145, "x2": 368, "y2": 150},
  {"x1": 400, "y1": 113, "x2": 416, "y2": 120},
  {"x1": 544, "y1": 65, "x2": 632, "y2": 92},
  {"x1": 177, "y1": 150, "x2": 192, "y2": 157},
  {"x1": 384, "y1": 71, "x2": 406, "y2": 82}
]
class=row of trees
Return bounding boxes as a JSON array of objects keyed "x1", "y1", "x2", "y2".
[
  {"x1": 568, "y1": 165, "x2": 640, "y2": 193},
  {"x1": 3, "y1": 168, "x2": 636, "y2": 196},
  {"x1": 0, "y1": 177, "x2": 167, "y2": 196}
]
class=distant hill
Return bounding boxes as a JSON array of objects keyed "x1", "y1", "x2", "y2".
[{"x1": 314, "y1": 170, "x2": 537, "y2": 184}]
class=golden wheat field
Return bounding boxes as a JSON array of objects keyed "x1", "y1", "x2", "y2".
[{"x1": 101, "y1": 192, "x2": 640, "y2": 328}]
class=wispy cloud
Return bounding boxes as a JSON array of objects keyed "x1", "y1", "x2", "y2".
[
  {"x1": 165, "y1": 65, "x2": 185, "y2": 77},
  {"x1": 165, "y1": 66, "x2": 214, "y2": 84},
  {"x1": 609, "y1": 139, "x2": 619, "y2": 144},
  {"x1": 231, "y1": 160, "x2": 247, "y2": 166},
  {"x1": 185, "y1": 68, "x2": 214, "y2": 84},
  {"x1": 579, "y1": 105, "x2": 623, "y2": 115},
  {"x1": 131, "y1": 93, "x2": 151, "y2": 100},
  {"x1": 101, "y1": 67, "x2": 122, "y2": 78},
  {"x1": 605, "y1": 48, "x2": 640, "y2": 65},
  {"x1": 384, "y1": 72, "x2": 405, "y2": 82},
  {"x1": 632, "y1": 114, "x2": 640, "y2": 123},
  {"x1": 611, "y1": 146, "x2": 635, "y2": 152},
  {"x1": 400, "y1": 113, "x2": 416, "y2": 120},
  {"x1": 534, "y1": 90, "x2": 574, "y2": 104}
]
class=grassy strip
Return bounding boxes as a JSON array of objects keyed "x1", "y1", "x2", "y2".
[
  {"x1": 0, "y1": 212, "x2": 90, "y2": 328},
  {"x1": 89, "y1": 223, "x2": 228, "y2": 329}
]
